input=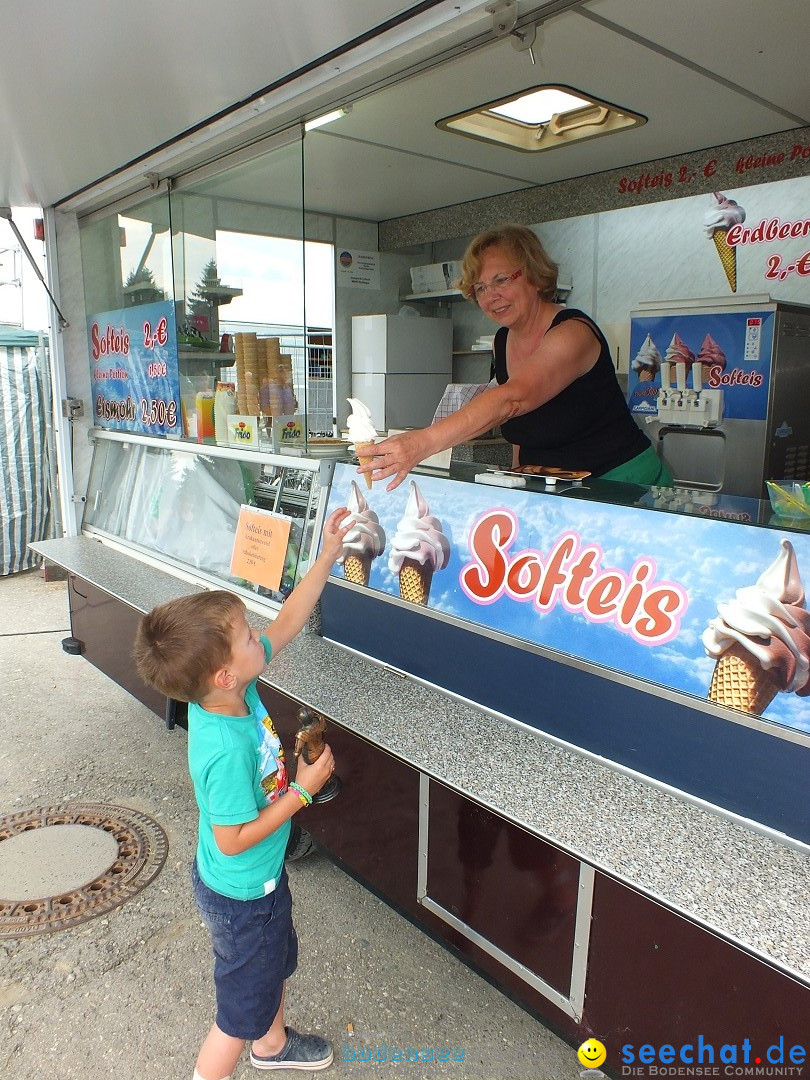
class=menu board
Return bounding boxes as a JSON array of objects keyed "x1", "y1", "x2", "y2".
[{"x1": 87, "y1": 300, "x2": 181, "y2": 436}]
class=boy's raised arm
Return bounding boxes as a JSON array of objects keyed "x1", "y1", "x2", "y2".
[{"x1": 264, "y1": 505, "x2": 350, "y2": 656}]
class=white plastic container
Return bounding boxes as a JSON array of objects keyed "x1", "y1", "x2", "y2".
[{"x1": 213, "y1": 382, "x2": 237, "y2": 446}]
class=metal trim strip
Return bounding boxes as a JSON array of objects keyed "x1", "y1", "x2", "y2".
[
  {"x1": 569, "y1": 864, "x2": 595, "y2": 1020},
  {"x1": 88, "y1": 427, "x2": 323, "y2": 472}
]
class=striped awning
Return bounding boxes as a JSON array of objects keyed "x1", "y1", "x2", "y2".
[{"x1": 0, "y1": 343, "x2": 53, "y2": 575}]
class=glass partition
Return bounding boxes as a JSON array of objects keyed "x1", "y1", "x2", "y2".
[
  {"x1": 80, "y1": 193, "x2": 173, "y2": 319},
  {"x1": 170, "y1": 134, "x2": 337, "y2": 446},
  {"x1": 83, "y1": 431, "x2": 329, "y2": 606},
  {"x1": 78, "y1": 132, "x2": 340, "y2": 448}
]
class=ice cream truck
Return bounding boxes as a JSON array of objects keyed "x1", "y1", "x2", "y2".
[{"x1": 8, "y1": 0, "x2": 810, "y2": 1073}]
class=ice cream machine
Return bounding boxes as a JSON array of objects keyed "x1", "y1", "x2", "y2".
[{"x1": 627, "y1": 297, "x2": 810, "y2": 499}]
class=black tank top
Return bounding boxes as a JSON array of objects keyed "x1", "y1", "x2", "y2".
[{"x1": 494, "y1": 308, "x2": 649, "y2": 474}]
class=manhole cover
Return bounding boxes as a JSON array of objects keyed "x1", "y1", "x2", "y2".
[{"x1": 0, "y1": 802, "x2": 169, "y2": 939}]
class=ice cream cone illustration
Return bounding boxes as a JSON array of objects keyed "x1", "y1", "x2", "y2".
[
  {"x1": 664, "y1": 333, "x2": 695, "y2": 391},
  {"x1": 707, "y1": 644, "x2": 782, "y2": 715},
  {"x1": 346, "y1": 398, "x2": 379, "y2": 489},
  {"x1": 399, "y1": 558, "x2": 434, "y2": 605},
  {"x1": 389, "y1": 480, "x2": 450, "y2": 606},
  {"x1": 695, "y1": 333, "x2": 726, "y2": 390},
  {"x1": 343, "y1": 552, "x2": 372, "y2": 586},
  {"x1": 712, "y1": 230, "x2": 737, "y2": 292},
  {"x1": 703, "y1": 192, "x2": 745, "y2": 293},
  {"x1": 337, "y1": 481, "x2": 385, "y2": 587},
  {"x1": 631, "y1": 334, "x2": 662, "y2": 383},
  {"x1": 702, "y1": 539, "x2": 810, "y2": 716}
]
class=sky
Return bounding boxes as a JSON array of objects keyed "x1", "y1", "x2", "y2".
[
  {"x1": 118, "y1": 214, "x2": 335, "y2": 331},
  {"x1": 0, "y1": 207, "x2": 50, "y2": 331}
]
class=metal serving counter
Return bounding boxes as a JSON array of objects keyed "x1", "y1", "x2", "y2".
[{"x1": 31, "y1": 447, "x2": 810, "y2": 1070}]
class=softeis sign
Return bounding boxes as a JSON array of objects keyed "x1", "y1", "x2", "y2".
[{"x1": 460, "y1": 514, "x2": 687, "y2": 645}]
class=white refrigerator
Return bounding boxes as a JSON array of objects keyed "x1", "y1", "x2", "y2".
[{"x1": 351, "y1": 314, "x2": 453, "y2": 431}]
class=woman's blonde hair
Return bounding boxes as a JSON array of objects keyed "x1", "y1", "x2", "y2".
[{"x1": 458, "y1": 223, "x2": 558, "y2": 303}]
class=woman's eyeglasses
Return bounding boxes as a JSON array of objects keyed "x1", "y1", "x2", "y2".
[{"x1": 472, "y1": 268, "x2": 523, "y2": 299}]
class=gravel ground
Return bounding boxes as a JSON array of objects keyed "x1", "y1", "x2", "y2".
[{"x1": 0, "y1": 569, "x2": 580, "y2": 1080}]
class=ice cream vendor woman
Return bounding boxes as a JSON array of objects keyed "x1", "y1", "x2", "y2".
[{"x1": 362, "y1": 224, "x2": 673, "y2": 491}]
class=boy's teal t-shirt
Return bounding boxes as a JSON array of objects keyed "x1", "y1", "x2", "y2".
[{"x1": 187, "y1": 636, "x2": 291, "y2": 900}]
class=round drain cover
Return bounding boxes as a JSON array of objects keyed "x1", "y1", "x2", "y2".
[
  {"x1": 0, "y1": 823, "x2": 118, "y2": 899},
  {"x1": 0, "y1": 802, "x2": 169, "y2": 939}
]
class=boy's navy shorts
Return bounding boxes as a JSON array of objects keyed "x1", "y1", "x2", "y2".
[{"x1": 192, "y1": 861, "x2": 299, "y2": 1040}]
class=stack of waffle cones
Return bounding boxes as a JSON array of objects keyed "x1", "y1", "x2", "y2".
[
  {"x1": 398, "y1": 558, "x2": 433, "y2": 606},
  {"x1": 251, "y1": 338, "x2": 296, "y2": 417},
  {"x1": 708, "y1": 644, "x2": 780, "y2": 715},
  {"x1": 234, "y1": 332, "x2": 259, "y2": 415},
  {"x1": 712, "y1": 229, "x2": 737, "y2": 292}
]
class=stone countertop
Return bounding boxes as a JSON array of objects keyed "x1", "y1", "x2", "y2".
[{"x1": 32, "y1": 535, "x2": 810, "y2": 982}]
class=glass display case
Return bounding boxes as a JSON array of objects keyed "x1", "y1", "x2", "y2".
[{"x1": 82, "y1": 429, "x2": 331, "y2": 607}]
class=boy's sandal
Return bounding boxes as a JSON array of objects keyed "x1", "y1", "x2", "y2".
[{"x1": 250, "y1": 1027, "x2": 333, "y2": 1071}]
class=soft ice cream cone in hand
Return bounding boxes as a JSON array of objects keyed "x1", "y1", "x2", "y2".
[
  {"x1": 355, "y1": 441, "x2": 377, "y2": 489},
  {"x1": 389, "y1": 481, "x2": 450, "y2": 606},
  {"x1": 337, "y1": 480, "x2": 385, "y2": 588},
  {"x1": 346, "y1": 397, "x2": 380, "y2": 488},
  {"x1": 702, "y1": 539, "x2": 810, "y2": 716}
]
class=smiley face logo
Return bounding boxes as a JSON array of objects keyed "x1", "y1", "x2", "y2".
[{"x1": 577, "y1": 1039, "x2": 607, "y2": 1069}]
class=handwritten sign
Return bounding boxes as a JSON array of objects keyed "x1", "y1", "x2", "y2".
[
  {"x1": 87, "y1": 299, "x2": 181, "y2": 435},
  {"x1": 230, "y1": 506, "x2": 292, "y2": 591}
]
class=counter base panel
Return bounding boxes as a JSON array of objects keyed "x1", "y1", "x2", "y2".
[
  {"x1": 423, "y1": 779, "x2": 581, "y2": 1001},
  {"x1": 257, "y1": 685, "x2": 421, "y2": 914},
  {"x1": 68, "y1": 573, "x2": 166, "y2": 718},
  {"x1": 321, "y1": 581, "x2": 810, "y2": 844}
]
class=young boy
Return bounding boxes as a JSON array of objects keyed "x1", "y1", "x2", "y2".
[{"x1": 134, "y1": 505, "x2": 350, "y2": 1080}]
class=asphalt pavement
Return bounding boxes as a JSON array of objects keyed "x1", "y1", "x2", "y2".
[{"x1": 0, "y1": 568, "x2": 580, "y2": 1080}]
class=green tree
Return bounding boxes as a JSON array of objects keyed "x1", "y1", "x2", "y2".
[{"x1": 123, "y1": 266, "x2": 165, "y2": 304}]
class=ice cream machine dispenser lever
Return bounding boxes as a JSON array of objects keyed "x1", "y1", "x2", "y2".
[{"x1": 657, "y1": 387, "x2": 724, "y2": 429}]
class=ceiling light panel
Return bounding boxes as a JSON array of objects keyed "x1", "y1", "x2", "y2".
[{"x1": 437, "y1": 84, "x2": 646, "y2": 153}]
